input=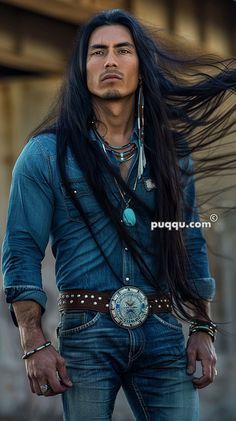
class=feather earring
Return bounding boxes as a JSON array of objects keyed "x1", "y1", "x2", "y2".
[{"x1": 137, "y1": 77, "x2": 146, "y2": 179}]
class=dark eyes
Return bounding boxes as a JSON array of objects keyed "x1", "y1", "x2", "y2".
[
  {"x1": 119, "y1": 49, "x2": 130, "y2": 54},
  {"x1": 92, "y1": 50, "x2": 104, "y2": 56},
  {"x1": 91, "y1": 49, "x2": 130, "y2": 56}
]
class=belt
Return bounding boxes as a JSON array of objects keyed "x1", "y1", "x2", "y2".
[{"x1": 58, "y1": 287, "x2": 172, "y2": 329}]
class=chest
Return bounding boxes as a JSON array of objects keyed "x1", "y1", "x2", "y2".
[{"x1": 119, "y1": 160, "x2": 132, "y2": 182}]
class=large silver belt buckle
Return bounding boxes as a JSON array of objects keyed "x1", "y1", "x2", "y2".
[{"x1": 109, "y1": 286, "x2": 149, "y2": 329}]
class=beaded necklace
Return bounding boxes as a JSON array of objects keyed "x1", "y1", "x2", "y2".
[
  {"x1": 93, "y1": 127, "x2": 137, "y2": 163},
  {"x1": 93, "y1": 127, "x2": 139, "y2": 226},
  {"x1": 91, "y1": 77, "x2": 146, "y2": 226}
]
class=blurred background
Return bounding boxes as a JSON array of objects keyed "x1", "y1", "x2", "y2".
[{"x1": 0, "y1": 0, "x2": 236, "y2": 420}]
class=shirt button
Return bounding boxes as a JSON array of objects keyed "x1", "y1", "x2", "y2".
[{"x1": 125, "y1": 277, "x2": 130, "y2": 281}]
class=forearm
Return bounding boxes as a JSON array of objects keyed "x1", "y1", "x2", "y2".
[
  {"x1": 12, "y1": 300, "x2": 47, "y2": 352},
  {"x1": 190, "y1": 300, "x2": 212, "y2": 321}
]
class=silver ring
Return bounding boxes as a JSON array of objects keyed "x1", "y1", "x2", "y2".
[{"x1": 40, "y1": 384, "x2": 51, "y2": 394}]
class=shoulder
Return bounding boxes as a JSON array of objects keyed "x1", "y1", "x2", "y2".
[
  {"x1": 12, "y1": 132, "x2": 57, "y2": 181},
  {"x1": 25, "y1": 132, "x2": 57, "y2": 158}
]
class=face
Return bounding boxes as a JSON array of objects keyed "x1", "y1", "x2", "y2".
[{"x1": 86, "y1": 24, "x2": 139, "y2": 100}]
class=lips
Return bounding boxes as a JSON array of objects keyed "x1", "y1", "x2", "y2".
[{"x1": 101, "y1": 73, "x2": 122, "y2": 81}]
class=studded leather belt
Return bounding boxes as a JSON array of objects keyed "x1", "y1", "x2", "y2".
[{"x1": 58, "y1": 287, "x2": 172, "y2": 329}]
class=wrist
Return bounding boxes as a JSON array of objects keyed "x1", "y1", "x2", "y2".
[
  {"x1": 19, "y1": 327, "x2": 47, "y2": 352},
  {"x1": 22, "y1": 341, "x2": 52, "y2": 360},
  {"x1": 188, "y1": 319, "x2": 217, "y2": 343}
]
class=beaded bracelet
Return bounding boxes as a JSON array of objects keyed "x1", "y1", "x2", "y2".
[
  {"x1": 190, "y1": 319, "x2": 217, "y2": 331},
  {"x1": 189, "y1": 320, "x2": 217, "y2": 343},
  {"x1": 22, "y1": 341, "x2": 51, "y2": 360}
]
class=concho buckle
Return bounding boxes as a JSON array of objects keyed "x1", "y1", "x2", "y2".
[{"x1": 109, "y1": 286, "x2": 149, "y2": 329}]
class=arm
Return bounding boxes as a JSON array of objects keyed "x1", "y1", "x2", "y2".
[
  {"x1": 180, "y1": 153, "x2": 217, "y2": 388},
  {"x1": 13, "y1": 300, "x2": 72, "y2": 396},
  {"x1": 2, "y1": 138, "x2": 53, "y2": 324},
  {"x1": 2, "y1": 137, "x2": 72, "y2": 395}
]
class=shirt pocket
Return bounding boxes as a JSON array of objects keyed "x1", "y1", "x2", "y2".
[{"x1": 60, "y1": 179, "x2": 103, "y2": 224}]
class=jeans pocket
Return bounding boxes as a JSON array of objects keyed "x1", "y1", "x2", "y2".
[
  {"x1": 58, "y1": 310, "x2": 101, "y2": 337},
  {"x1": 152, "y1": 312, "x2": 183, "y2": 332}
]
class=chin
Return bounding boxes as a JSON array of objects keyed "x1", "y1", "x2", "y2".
[{"x1": 100, "y1": 89, "x2": 123, "y2": 100}]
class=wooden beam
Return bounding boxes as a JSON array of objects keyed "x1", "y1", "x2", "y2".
[
  {"x1": 0, "y1": 0, "x2": 129, "y2": 24},
  {"x1": 0, "y1": 3, "x2": 76, "y2": 73},
  {"x1": 0, "y1": 49, "x2": 64, "y2": 73}
]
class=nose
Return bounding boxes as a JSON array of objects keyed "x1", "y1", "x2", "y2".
[{"x1": 104, "y1": 50, "x2": 118, "y2": 68}]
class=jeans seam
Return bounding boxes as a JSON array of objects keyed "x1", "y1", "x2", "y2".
[
  {"x1": 59, "y1": 312, "x2": 101, "y2": 336},
  {"x1": 131, "y1": 375, "x2": 150, "y2": 421},
  {"x1": 130, "y1": 329, "x2": 146, "y2": 362},
  {"x1": 128, "y1": 330, "x2": 134, "y2": 369},
  {"x1": 152, "y1": 314, "x2": 183, "y2": 331}
]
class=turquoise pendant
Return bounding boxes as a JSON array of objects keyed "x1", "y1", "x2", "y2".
[{"x1": 123, "y1": 207, "x2": 136, "y2": 226}]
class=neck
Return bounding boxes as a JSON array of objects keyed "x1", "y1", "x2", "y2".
[{"x1": 92, "y1": 96, "x2": 135, "y2": 147}]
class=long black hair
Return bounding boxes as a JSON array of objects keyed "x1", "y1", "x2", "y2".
[{"x1": 31, "y1": 9, "x2": 236, "y2": 322}]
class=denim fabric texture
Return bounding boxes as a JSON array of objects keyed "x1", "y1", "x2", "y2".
[
  {"x1": 2, "y1": 127, "x2": 215, "y2": 322},
  {"x1": 57, "y1": 309, "x2": 199, "y2": 420},
  {"x1": 1, "y1": 126, "x2": 215, "y2": 419}
]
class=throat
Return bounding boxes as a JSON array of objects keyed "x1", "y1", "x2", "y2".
[{"x1": 120, "y1": 160, "x2": 132, "y2": 182}]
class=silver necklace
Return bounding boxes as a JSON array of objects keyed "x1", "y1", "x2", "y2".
[
  {"x1": 93, "y1": 125, "x2": 139, "y2": 226},
  {"x1": 93, "y1": 128, "x2": 137, "y2": 163}
]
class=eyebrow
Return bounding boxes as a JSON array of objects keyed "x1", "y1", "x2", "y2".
[{"x1": 88, "y1": 42, "x2": 135, "y2": 50}]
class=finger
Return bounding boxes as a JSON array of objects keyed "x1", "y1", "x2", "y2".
[
  {"x1": 56, "y1": 358, "x2": 73, "y2": 387},
  {"x1": 192, "y1": 359, "x2": 213, "y2": 388},
  {"x1": 186, "y1": 345, "x2": 197, "y2": 375},
  {"x1": 49, "y1": 371, "x2": 70, "y2": 394},
  {"x1": 28, "y1": 376, "x2": 36, "y2": 394},
  {"x1": 32, "y1": 376, "x2": 45, "y2": 396},
  {"x1": 192, "y1": 375, "x2": 212, "y2": 389},
  {"x1": 36, "y1": 379, "x2": 58, "y2": 397}
]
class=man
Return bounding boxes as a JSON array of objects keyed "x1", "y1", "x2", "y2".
[{"x1": 3, "y1": 8, "x2": 227, "y2": 421}]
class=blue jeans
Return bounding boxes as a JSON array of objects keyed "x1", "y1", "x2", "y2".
[{"x1": 57, "y1": 310, "x2": 199, "y2": 421}]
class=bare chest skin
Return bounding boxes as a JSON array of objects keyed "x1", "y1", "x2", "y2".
[{"x1": 119, "y1": 160, "x2": 132, "y2": 182}]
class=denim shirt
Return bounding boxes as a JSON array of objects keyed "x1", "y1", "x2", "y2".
[{"x1": 2, "y1": 128, "x2": 215, "y2": 323}]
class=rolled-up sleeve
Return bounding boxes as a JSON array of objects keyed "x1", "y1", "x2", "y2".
[
  {"x1": 2, "y1": 137, "x2": 54, "y2": 326},
  {"x1": 180, "y1": 154, "x2": 216, "y2": 301}
]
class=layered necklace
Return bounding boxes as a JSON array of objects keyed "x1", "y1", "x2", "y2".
[
  {"x1": 93, "y1": 126, "x2": 139, "y2": 226},
  {"x1": 96, "y1": 133, "x2": 137, "y2": 164},
  {"x1": 91, "y1": 78, "x2": 146, "y2": 227},
  {"x1": 93, "y1": 127, "x2": 139, "y2": 226}
]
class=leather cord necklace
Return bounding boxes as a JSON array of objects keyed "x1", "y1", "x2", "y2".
[{"x1": 113, "y1": 171, "x2": 138, "y2": 226}]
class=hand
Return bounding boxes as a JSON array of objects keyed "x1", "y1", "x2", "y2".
[
  {"x1": 25, "y1": 344, "x2": 73, "y2": 396},
  {"x1": 186, "y1": 331, "x2": 217, "y2": 389},
  {"x1": 13, "y1": 301, "x2": 73, "y2": 396}
]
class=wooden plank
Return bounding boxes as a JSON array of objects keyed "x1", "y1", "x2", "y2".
[
  {"x1": 0, "y1": 4, "x2": 75, "y2": 72},
  {"x1": 0, "y1": 49, "x2": 64, "y2": 72},
  {"x1": 0, "y1": 0, "x2": 128, "y2": 24}
]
